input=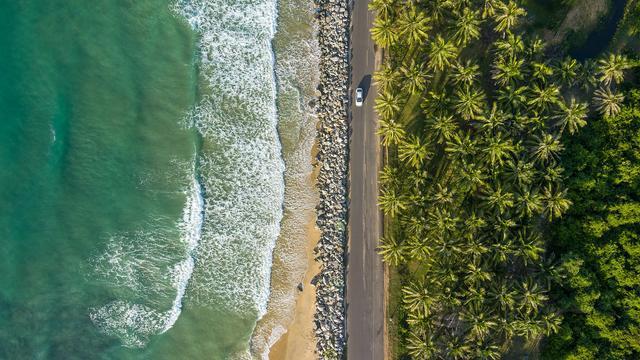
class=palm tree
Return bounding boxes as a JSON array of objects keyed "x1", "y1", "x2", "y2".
[
  {"x1": 454, "y1": 86, "x2": 486, "y2": 120},
  {"x1": 493, "y1": 215, "x2": 517, "y2": 236},
  {"x1": 427, "y1": 0, "x2": 454, "y2": 22},
  {"x1": 593, "y1": 87, "x2": 625, "y2": 117},
  {"x1": 406, "y1": 331, "x2": 437, "y2": 359},
  {"x1": 504, "y1": 159, "x2": 535, "y2": 186},
  {"x1": 528, "y1": 83, "x2": 561, "y2": 112},
  {"x1": 516, "y1": 229, "x2": 545, "y2": 265},
  {"x1": 597, "y1": 53, "x2": 633, "y2": 87},
  {"x1": 497, "y1": 318, "x2": 516, "y2": 341},
  {"x1": 398, "y1": 5, "x2": 431, "y2": 46},
  {"x1": 495, "y1": 32, "x2": 525, "y2": 57},
  {"x1": 543, "y1": 162, "x2": 565, "y2": 184},
  {"x1": 579, "y1": 59, "x2": 598, "y2": 91},
  {"x1": 379, "y1": 165, "x2": 399, "y2": 189},
  {"x1": 540, "y1": 311, "x2": 562, "y2": 336},
  {"x1": 540, "y1": 184, "x2": 571, "y2": 220},
  {"x1": 460, "y1": 162, "x2": 488, "y2": 192},
  {"x1": 527, "y1": 36, "x2": 546, "y2": 59},
  {"x1": 557, "y1": 57, "x2": 579, "y2": 86},
  {"x1": 461, "y1": 304, "x2": 498, "y2": 341},
  {"x1": 421, "y1": 90, "x2": 450, "y2": 115},
  {"x1": 371, "y1": 18, "x2": 398, "y2": 47},
  {"x1": 490, "y1": 281, "x2": 517, "y2": 313},
  {"x1": 405, "y1": 236, "x2": 431, "y2": 261},
  {"x1": 377, "y1": 118, "x2": 405, "y2": 146},
  {"x1": 491, "y1": 239, "x2": 514, "y2": 264},
  {"x1": 399, "y1": 135, "x2": 431, "y2": 168},
  {"x1": 427, "y1": 115, "x2": 458, "y2": 144},
  {"x1": 465, "y1": 260, "x2": 493, "y2": 285},
  {"x1": 368, "y1": 0, "x2": 395, "y2": 20},
  {"x1": 446, "y1": 337, "x2": 471, "y2": 359},
  {"x1": 481, "y1": 0, "x2": 500, "y2": 19},
  {"x1": 409, "y1": 169, "x2": 429, "y2": 190},
  {"x1": 494, "y1": 1, "x2": 526, "y2": 34},
  {"x1": 554, "y1": 98, "x2": 588, "y2": 134},
  {"x1": 446, "y1": 131, "x2": 478, "y2": 159},
  {"x1": 453, "y1": 7, "x2": 482, "y2": 46},
  {"x1": 529, "y1": 132, "x2": 563, "y2": 164},
  {"x1": 379, "y1": 188, "x2": 407, "y2": 217},
  {"x1": 464, "y1": 211, "x2": 487, "y2": 233},
  {"x1": 401, "y1": 60, "x2": 427, "y2": 95},
  {"x1": 428, "y1": 207, "x2": 459, "y2": 234},
  {"x1": 402, "y1": 281, "x2": 437, "y2": 317},
  {"x1": 483, "y1": 132, "x2": 515, "y2": 166},
  {"x1": 431, "y1": 183, "x2": 454, "y2": 205},
  {"x1": 492, "y1": 55, "x2": 525, "y2": 86},
  {"x1": 475, "y1": 342, "x2": 501, "y2": 360},
  {"x1": 515, "y1": 186, "x2": 543, "y2": 218},
  {"x1": 378, "y1": 236, "x2": 405, "y2": 265},
  {"x1": 465, "y1": 286, "x2": 488, "y2": 309},
  {"x1": 513, "y1": 317, "x2": 544, "y2": 340},
  {"x1": 374, "y1": 90, "x2": 402, "y2": 118},
  {"x1": 451, "y1": 60, "x2": 480, "y2": 86},
  {"x1": 432, "y1": 236, "x2": 464, "y2": 260},
  {"x1": 516, "y1": 279, "x2": 548, "y2": 315},
  {"x1": 373, "y1": 64, "x2": 399, "y2": 93},
  {"x1": 403, "y1": 215, "x2": 425, "y2": 238},
  {"x1": 532, "y1": 61, "x2": 554, "y2": 83},
  {"x1": 481, "y1": 183, "x2": 515, "y2": 213},
  {"x1": 464, "y1": 236, "x2": 490, "y2": 258},
  {"x1": 428, "y1": 35, "x2": 458, "y2": 71},
  {"x1": 497, "y1": 85, "x2": 527, "y2": 110},
  {"x1": 405, "y1": 311, "x2": 433, "y2": 332}
]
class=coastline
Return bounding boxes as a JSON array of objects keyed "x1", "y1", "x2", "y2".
[
  {"x1": 268, "y1": 210, "x2": 321, "y2": 360},
  {"x1": 248, "y1": 0, "x2": 322, "y2": 353},
  {"x1": 253, "y1": 0, "x2": 351, "y2": 355}
]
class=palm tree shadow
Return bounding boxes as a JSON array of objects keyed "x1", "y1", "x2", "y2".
[{"x1": 357, "y1": 75, "x2": 372, "y2": 100}]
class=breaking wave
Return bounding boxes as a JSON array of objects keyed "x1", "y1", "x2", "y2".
[
  {"x1": 89, "y1": 174, "x2": 204, "y2": 347},
  {"x1": 90, "y1": 0, "x2": 286, "y2": 351},
  {"x1": 173, "y1": 0, "x2": 284, "y2": 319}
]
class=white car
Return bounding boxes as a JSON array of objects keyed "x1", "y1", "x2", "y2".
[{"x1": 355, "y1": 88, "x2": 363, "y2": 107}]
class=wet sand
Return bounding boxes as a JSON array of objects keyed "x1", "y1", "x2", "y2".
[{"x1": 268, "y1": 219, "x2": 321, "y2": 360}]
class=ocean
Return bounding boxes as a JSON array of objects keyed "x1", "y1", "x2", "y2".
[{"x1": 0, "y1": 0, "x2": 318, "y2": 358}]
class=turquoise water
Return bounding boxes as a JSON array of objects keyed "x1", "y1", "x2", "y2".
[{"x1": 0, "y1": 0, "x2": 291, "y2": 358}]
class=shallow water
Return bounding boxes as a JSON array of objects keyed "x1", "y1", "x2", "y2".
[
  {"x1": 0, "y1": 0, "x2": 201, "y2": 357},
  {"x1": 0, "y1": 0, "x2": 311, "y2": 357}
]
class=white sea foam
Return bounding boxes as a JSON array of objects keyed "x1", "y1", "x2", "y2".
[
  {"x1": 173, "y1": 0, "x2": 284, "y2": 321},
  {"x1": 93, "y1": 0, "x2": 287, "y2": 351},
  {"x1": 161, "y1": 175, "x2": 204, "y2": 332},
  {"x1": 249, "y1": 0, "x2": 321, "y2": 356},
  {"x1": 89, "y1": 173, "x2": 204, "y2": 347}
]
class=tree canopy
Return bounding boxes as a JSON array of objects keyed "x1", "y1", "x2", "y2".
[
  {"x1": 369, "y1": 0, "x2": 637, "y2": 358},
  {"x1": 543, "y1": 90, "x2": 640, "y2": 360}
]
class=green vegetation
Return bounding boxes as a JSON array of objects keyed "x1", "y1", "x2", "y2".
[
  {"x1": 542, "y1": 89, "x2": 640, "y2": 359},
  {"x1": 369, "y1": 0, "x2": 637, "y2": 358},
  {"x1": 612, "y1": 0, "x2": 640, "y2": 51}
]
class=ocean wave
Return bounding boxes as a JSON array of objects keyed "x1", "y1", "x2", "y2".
[
  {"x1": 89, "y1": 173, "x2": 204, "y2": 347},
  {"x1": 174, "y1": 0, "x2": 283, "y2": 318},
  {"x1": 249, "y1": 0, "x2": 321, "y2": 355}
]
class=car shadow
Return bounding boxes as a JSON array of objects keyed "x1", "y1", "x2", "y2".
[{"x1": 357, "y1": 75, "x2": 372, "y2": 100}]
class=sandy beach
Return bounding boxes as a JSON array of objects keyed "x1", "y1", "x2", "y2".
[
  {"x1": 269, "y1": 219, "x2": 321, "y2": 360},
  {"x1": 267, "y1": 139, "x2": 321, "y2": 360}
]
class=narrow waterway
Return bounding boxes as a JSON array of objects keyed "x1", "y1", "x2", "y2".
[{"x1": 570, "y1": 0, "x2": 627, "y2": 59}]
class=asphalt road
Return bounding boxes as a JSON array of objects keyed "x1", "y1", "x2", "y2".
[{"x1": 346, "y1": 0, "x2": 385, "y2": 358}]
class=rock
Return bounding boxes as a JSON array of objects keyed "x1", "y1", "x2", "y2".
[{"x1": 312, "y1": 0, "x2": 350, "y2": 357}]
